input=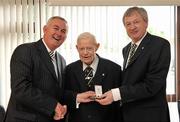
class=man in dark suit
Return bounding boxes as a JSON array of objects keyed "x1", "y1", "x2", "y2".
[
  {"x1": 96, "y1": 7, "x2": 171, "y2": 122},
  {"x1": 0, "y1": 105, "x2": 5, "y2": 122},
  {"x1": 4, "y1": 16, "x2": 68, "y2": 122},
  {"x1": 64, "y1": 32, "x2": 122, "y2": 122}
]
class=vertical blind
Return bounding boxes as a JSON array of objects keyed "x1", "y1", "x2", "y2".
[
  {"x1": 0, "y1": 0, "x2": 175, "y2": 109},
  {"x1": 0, "y1": 0, "x2": 41, "y2": 108}
]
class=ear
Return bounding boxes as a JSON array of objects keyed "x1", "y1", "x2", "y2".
[
  {"x1": 43, "y1": 25, "x2": 47, "y2": 33},
  {"x1": 76, "y1": 45, "x2": 78, "y2": 50},
  {"x1": 95, "y1": 43, "x2": 100, "y2": 51}
]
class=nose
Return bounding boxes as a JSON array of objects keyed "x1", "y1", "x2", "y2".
[
  {"x1": 129, "y1": 23, "x2": 136, "y2": 30},
  {"x1": 83, "y1": 48, "x2": 88, "y2": 54}
]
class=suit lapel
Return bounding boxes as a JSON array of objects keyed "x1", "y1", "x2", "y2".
[
  {"x1": 56, "y1": 52, "x2": 66, "y2": 87},
  {"x1": 56, "y1": 53, "x2": 62, "y2": 84},
  {"x1": 35, "y1": 39, "x2": 57, "y2": 80},
  {"x1": 74, "y1": 61, "x2": 88, "y2": 91},
  {"x1": 123, "y1": 43, "x2": 131, "y2": 69},
  {"x1": 93, "y1": 57, "x2": 107, "y2": 85}
]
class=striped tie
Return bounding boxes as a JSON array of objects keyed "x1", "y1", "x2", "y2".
[
  {"x1": 49, "y1": 51, "x2": 55, "y2": 61},
  {"x1": 84, "y1": 66, "x2": 93, "y2": 88},
  {"x1": 49, "y1": 51, "x2": 58, "y2": 78},
  {"x1": 126, "y1": 43, "x2": 137, "y2": 67}
]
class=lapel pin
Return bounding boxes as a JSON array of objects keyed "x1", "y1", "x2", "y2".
[
  {"x1": 142, "y1": 47, "x2": 144, "y2": 50},
  {"x1": 102, "y1": 73, "x2": 105, "y2": 76}
]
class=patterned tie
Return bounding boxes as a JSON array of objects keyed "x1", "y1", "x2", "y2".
[
  {"x1": 126, "y1": 43, "x2": 137, "y2": 67},
  {"x1": 84, "y1": 66, "x2": 93, "y2": 87},
  {"x1": 49, "y1": 51, "x2": 58, "y2": 78},
  {"x1": 49, "y1": 51, "x2": 55, "y2": 61}
]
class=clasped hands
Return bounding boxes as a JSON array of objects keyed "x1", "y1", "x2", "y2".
[
  {"x1": 76, "y1": 90, "x2": 114, "y2": 105},
  {"x1": 53, "y1": 102, "x2": 67, "y2": 120}
]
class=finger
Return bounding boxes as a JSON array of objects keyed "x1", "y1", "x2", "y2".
[
  {"x1": 54, "y1": 114, "x2": 61, "y2": 120},
  {"x1": 96, "y1": 98, "x2": 108, "y2": 105}
]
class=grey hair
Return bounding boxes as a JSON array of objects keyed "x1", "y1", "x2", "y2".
[
  {"x1": 47, "y1": 16, "x2": 68, "y2": 24},
  {"x1": 77, "y1": 32, "x2": 97, "y2": 44},
  {"x1": 122, "y1": 6, "x2": 148, "y2": 25}
]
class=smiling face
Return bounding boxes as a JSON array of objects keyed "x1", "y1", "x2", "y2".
[
  {"x1": 43, "y1": 17, "x2": 68, "y2": 51},
  {"x1": 76, "y1": 32, "x2": 99, "y2": 65},
  {"x1": 124, "y1": 11, "x2": 148, "y2": 43}
]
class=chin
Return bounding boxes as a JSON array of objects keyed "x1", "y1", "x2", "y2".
[{"x1": 84, "y1": 61, "x2": 91, "y2": 65}]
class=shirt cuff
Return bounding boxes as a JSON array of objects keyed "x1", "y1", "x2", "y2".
[
  {"x1": 111, "y1": 88, "x2": 121, "y2": 101},
  {"x1": 76, "y1": 98, "x2": 80, "y2": 109}
]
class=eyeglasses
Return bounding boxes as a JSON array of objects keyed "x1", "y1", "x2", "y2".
[{"x1": 78, "y1": 47, "x2": 95, "y2": 53}]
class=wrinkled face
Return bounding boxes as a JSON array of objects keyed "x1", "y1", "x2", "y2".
[
  {"x1": 76, "y1": 39, "x2": 99, "y2": 65},
  {"x1": 124, "y1": 11, "x2": 147, "y2": 42},
  {"x1": 43, "y1": 18, "x2": 68, "y2": 50}
]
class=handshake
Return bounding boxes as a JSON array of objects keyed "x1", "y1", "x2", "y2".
[{"x1": 53, "y1": 102, "x2": 67, "y2": 120}]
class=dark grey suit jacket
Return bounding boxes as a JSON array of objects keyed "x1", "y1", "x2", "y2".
[
  {"x1": 0, "y1": 105, "x2": 5, "y2": 122},
  {"x1": 4, "y1": 39, "x2": 66, "y2": 122},
  {"x1": 121, "y1": 33, "x2": 171, "y2": 122},
  {"x1": 64, "y1": 55, "x2": 122, "y2": 122}
]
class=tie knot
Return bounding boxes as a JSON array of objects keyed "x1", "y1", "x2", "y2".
[
  {"x1": 49, "y1": 51, "x2": 55, "y2": 61},
  {"x1": 131, "y1": 43, "x2": 137, "y2": 49}
]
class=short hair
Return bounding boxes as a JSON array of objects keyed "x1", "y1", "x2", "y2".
[
  {"x1": 47, "y1": 16, "x2": 68, "y2": 24},
  {"x1": 122, "y1": 6, "x2": 148, "y2": 25},
  {"x1": 77, "y1": 32, "x2": 97, "y2": 44}
]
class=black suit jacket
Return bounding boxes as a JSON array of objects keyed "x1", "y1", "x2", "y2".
[
  {"x1": 0, "y1": 105, "x2": 5, "y2": 122},
  {"x1": 64, "y1": 55, "x2": 122, "y2": 122},
  {"x1": 4, "y1": 39, "x2": 66, "y2": 122},
  {"x1": 120, "y1": 33, "x2": 171, "y2": 122}
]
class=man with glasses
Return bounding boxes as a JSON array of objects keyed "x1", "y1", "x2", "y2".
[{"x1": 64, "y1": 32, "x2": 122, "y2": 122}]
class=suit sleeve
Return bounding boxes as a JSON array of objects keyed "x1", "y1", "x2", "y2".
[{"x1": 10, "y1": 45, "x2": 57, "y2": 117}]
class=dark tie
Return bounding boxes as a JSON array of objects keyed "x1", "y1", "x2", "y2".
[
  {"x1": 126, "y1": 43, "x2": 137, "y2": 67},
  {"x1": 84, "y1": 66, "x2": 93, "y2": 87}
]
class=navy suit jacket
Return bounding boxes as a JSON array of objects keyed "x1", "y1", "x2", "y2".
[
  {"x1": 4, "y1": 39, "x2": 66, "y2": 122},
  {"x1": 120, "y1": 33, "x2": 171, "y2": 122},
  {"x1": 64, "y1": 55, "x2": 122, "y2": 122}
]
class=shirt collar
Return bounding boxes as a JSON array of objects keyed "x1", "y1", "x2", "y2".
[
  {"x1": 42, "y1": 38, "x2": 56, "y2": 55},
  {"x1": 132, "y1": 31, "x2": 147, "y2": 46}
]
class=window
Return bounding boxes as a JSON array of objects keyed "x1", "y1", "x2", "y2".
[
  {"x1": 0, "y1": 1, "x2": 176, "y2": 108},
  {"x1": 45, "y1": 6, "x2": 175, "y2": 94}
]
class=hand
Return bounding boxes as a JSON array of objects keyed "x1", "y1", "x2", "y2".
[
  {"x1": 95, "y1": 90, "x2": 113, "y2": 105},
  {"x1": 76, "y1": 91, "x2": 96, "y2": 103},
  {"x1": 53, "y1": 103, "x2": 67, "y2": 120}
]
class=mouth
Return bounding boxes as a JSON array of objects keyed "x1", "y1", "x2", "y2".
[
  {"x1": 53, "y1": 35, "x2": 61, "y2": 42},
  {"x1": 83, "y1": 56, "x2": 90, "y2": 60}
]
